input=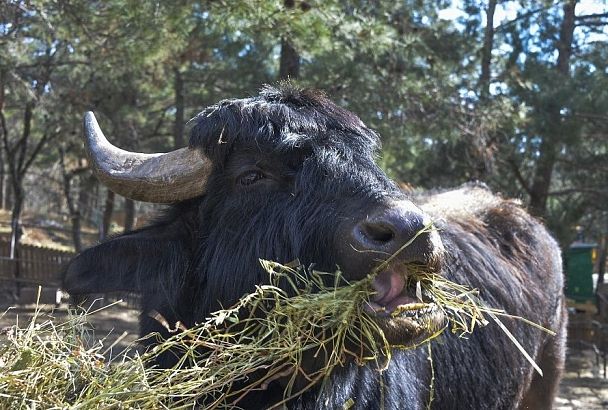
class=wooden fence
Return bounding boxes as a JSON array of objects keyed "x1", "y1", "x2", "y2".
[
  {"x1": 0, "y1": 240, "x2": 74, "y2": 286},
  {"x1": 0, "y1": 240, "x2": 141, "y2": 308}
]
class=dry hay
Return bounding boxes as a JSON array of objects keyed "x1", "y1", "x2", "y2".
[{"x1": 0, "y1": 227, "x2": 554, "y2": 408}]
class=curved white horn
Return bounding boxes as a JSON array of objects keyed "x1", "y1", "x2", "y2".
[{"x1": 84, "y1": 112, "x2": 212, "y2": 203}]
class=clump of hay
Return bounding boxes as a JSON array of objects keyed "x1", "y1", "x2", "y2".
[
  {"x1": 0, "y1": 302, "x2": 153, "y2": 408},
  {"x1": 0, "y1": 240, "x2": 555, "y2": 408}
]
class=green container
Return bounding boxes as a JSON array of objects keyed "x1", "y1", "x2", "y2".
[{"x1": 565, "y1": 243, "x2": 597, "y2": 303}]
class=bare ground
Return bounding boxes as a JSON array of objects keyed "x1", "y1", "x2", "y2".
[{"x1": 556, "y1": 345, "x2": 608, "y2": 409}]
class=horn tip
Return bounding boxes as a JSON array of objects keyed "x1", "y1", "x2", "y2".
[
  {"x1": 84, "y1": 111, "x2": 96, "y2": 124},
  {"x1": 83, "y1": 111, "x2": 105, "y2": 147}
]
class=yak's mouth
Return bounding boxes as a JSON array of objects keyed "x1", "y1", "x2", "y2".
[{"x1": 364, "y1": 266, "x2": 446, "y2": 342}]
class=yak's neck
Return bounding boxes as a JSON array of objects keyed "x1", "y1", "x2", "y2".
[{"x1": 237, "y1": 349, "x2": 431, "y2": 410}]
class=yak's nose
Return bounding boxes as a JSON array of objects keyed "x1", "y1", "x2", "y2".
[
  {"x1": 347, "y1": 201, "x2": 439, "y2": 276},
  {"x1": 354, "y1": 207, "x2": 427, "y2": 250}
]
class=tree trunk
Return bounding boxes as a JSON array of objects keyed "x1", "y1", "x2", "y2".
[
  {"x1": 123, "y1": 198, "x2": 136, "y2": 233},
  {"x1": 81, "y1": 176, "x2": 97, "y2": 223},
  {"x1": 75, "y1": 175, "x2": 94, "y2": 251},
  {"x1": 59, "y1": 149, "x2": 83, "y2": 252},
  {"x1": 100, "y1": 189, "x2": 115, "y2": 240},
  {"x1": 528, "y1": 137, "x2": 558, "y2": 216},
  {"x1": 0, "y1": 152, "x2": 4, "y2": 209},
  {"x1": 479, "y1": 0, "x2": 497, "y2": 99},
  {"x1": 173, "y1": 67, "x2": 185, "y2": 149},
  {"x1": 279, "y1": 38, "x2": 300, "y2": 80},
  {"x1": 557, "y1": 1, "x2": 576, "y2": 76},
  {"x1": 279, "y1": 0, "x2": 300, "y2": 80},
  {"x1": 70, "y1": 206, "x2": 82, "y2": 252},
  {"x1": 9, "y1": 189, "x2": 22, "y2": 260},
  {"x1": 59, "y1": 147, "x2": 89, "y2": 252},
  {"x1": 0, "y1": 71, "x2": 5, "y2": 209},
  {"x1": 6, "y1": 101, "x2": 34, "y2": 295},
  {"x1": 4, "y1": 174, "x2": 12, "y2": 210},
  {"x1": 596, "y1": 234, "x2": 607, "y2": 311},
  {"x1": 9, "y1": 186, "x2": 23, "y2": 295},
  {"x1": 528, "y1": 0, "x2": 577, "y2": 217}
]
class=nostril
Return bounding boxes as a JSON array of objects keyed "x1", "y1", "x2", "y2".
[
  {"x1": 361, "y1": 222, "x2": 395, "y2": 244},
  {"x1": 345, "y1": 203, "x2": 435, "y2": 275}
]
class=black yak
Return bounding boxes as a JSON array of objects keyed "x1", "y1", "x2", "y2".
[{"x1": 63, "y1": 85, "x2": 566, "y2": 409}]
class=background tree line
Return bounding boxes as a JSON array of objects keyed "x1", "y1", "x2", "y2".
[{"x1": 0, "y1": 0, "x2": 606, "y2": 271}]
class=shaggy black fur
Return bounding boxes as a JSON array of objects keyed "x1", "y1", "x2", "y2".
[{"x1": 63, "y1": 85, "x2": 566, "y2": 409}]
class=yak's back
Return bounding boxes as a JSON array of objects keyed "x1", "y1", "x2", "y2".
[
  {"x1": 416, "y1": 183, "x2": 566, "y2": 409},
  {"x1": 419, "y1": 183, "x2": 563, "y2": 299}
]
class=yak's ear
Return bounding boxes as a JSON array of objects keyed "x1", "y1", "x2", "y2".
[{"x1": 62, "y1": 219, "x2": 191, "y2": 297}]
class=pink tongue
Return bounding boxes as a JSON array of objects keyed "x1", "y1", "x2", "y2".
[{"x1": 372, "y1": 270, "x2": 406, "y2": 305}]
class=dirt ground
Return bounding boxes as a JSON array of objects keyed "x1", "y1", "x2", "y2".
[
  {"x1": 1, "y1": 302, "x2": 607, "y2": 408},
  {"x1": 556, "y1": 346, "x2": 608, "y2": 409},
  {"x1": 555, "y1": 312, "x2": 608, "y2": 409}
]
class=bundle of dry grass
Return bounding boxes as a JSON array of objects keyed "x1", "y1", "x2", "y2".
[
  {"x1": 0, "y1": 256, "x2": 554, "y2": 409},
  {"x1": 0, "y1": 302, "x2": 154, "y2": 408}
]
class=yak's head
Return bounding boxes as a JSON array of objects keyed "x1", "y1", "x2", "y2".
[{"x1": 64, "y1": 85, "x2": 444, "y2": 348}]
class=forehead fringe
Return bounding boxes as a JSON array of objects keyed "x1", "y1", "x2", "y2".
[{"x1": 187, "y1": 84, "x2": 380, "y2": 161}]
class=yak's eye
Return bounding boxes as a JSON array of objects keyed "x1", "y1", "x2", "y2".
[{"x1": 238, "y1": 170, "x2": 265, "y2": 186}]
